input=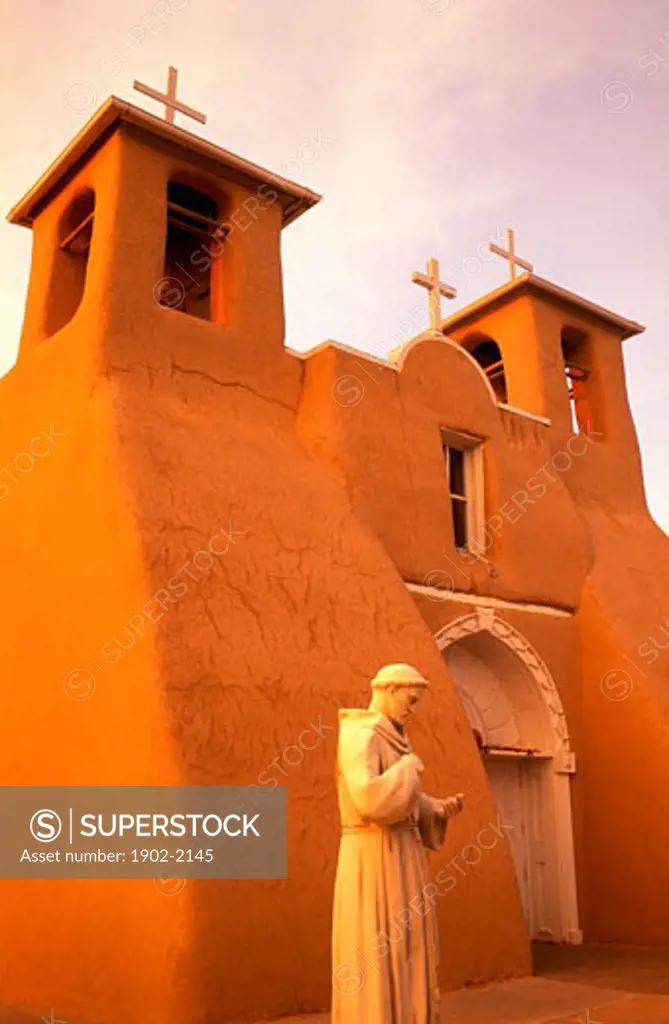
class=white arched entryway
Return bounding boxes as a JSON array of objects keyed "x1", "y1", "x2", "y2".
[{"x1": 435, "y1": 607, "x2": 582, "y2": 945}]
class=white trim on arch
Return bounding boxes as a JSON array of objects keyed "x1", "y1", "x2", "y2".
[{"x1": 434, "y1": 607, "x2": 574, "y2": 773}]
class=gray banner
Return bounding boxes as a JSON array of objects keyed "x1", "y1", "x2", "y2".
[{"x1": 0, "y1": 786, "x2": 286, "y2": 879}]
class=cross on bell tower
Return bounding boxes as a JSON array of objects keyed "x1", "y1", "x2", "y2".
[
  {"x1": 488, "y1": 227, "x2": 534, "y2": 281},
  {"x1": 133, "y1": 66, "x2": 207, "y2": 127},
  {"x1": 411, "y1": 258, "x2": 457, "y2": 331}
]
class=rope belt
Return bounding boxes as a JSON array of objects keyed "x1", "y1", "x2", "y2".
[{"x1": 341, "y1": 820, "x2": 419, "y2": 835}]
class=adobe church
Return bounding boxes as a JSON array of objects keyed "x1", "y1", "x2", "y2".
[{"x1": 1, "y1": 72, "x2": 669, "y2": 1024}]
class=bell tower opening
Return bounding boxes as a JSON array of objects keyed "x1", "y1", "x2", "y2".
[
  {"x1": 470, "y1": 337, "x2": 508, "y2": 403},
  {"x1": 159, "y1": 179, "x2": 224, "y2": 321},
  {"x1": 45, "y1": 189, "x2": 96, "y2": 337},
  {"x1": 561, "y1": 326, "x2": 594, "y2": 435}
]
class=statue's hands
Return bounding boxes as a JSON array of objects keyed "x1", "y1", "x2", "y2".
[
  {"x1": 401, "y1": 753, "x2": 424, "y2": 775},
  {"x1": 436, "y1": 793, "x2": 465, "y2": 820}
]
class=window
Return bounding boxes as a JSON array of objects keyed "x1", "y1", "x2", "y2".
[
  {"x1": 441, "y1": 429, "x2": 485, "y2": 553},
  {"x1": 159, "y1": 180, "x2": 225, "y2": 321},
  {"x1": 45, "y1": 189, "x2": 95, "y2": 336},
  {"x1": 470, "y1": 338, "x2": 508, "y2": 403},
  {"x1": 561, "y1": 327, "x2": 593, "y2": 434},
  {"x1": 448, "y1": 447, "x2": 468, "y2": 548}
]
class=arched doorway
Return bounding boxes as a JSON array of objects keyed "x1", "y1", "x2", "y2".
[{"x1": 435, "y1": 609, "x2": 582, "y2": 944}]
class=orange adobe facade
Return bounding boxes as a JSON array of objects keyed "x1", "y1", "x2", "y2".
[{"x1": 1, "y1": 97, "x2": 668, "y2": 1024}]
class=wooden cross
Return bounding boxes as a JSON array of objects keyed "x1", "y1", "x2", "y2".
[
  {"x1": 488, "y1": 227, "x2": 533, "y2": 280},
  {"x1": 411, "y1": 258, "x2": 457, "y2": 331},
  {"x1": 133, "y1": 66, "x2": 207, "y2": 127}
]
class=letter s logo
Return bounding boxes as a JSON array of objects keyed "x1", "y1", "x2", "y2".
[{"x1": 30, "y1": 809, "x2": 62, "y2": 843}]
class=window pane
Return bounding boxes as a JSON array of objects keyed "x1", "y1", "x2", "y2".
[
  {"x1": 452, "y1": 498, "x2": 468, "y2": 549},
  {"x1": 448, "y1": 448, "x2": 466, "y2": 497}
]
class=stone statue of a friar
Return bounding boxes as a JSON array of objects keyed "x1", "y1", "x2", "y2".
[{"x1": 331, "y1": 664, "x2": 464, "y2": 1024}]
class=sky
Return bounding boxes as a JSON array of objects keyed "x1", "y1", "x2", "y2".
[{"x1": 1, "y1": 0, "x2": 668, "y2": 528}]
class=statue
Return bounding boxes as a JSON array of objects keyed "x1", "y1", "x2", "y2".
[{"x1": 331, "y1": 663, "x2": 464, "y2": 1024}]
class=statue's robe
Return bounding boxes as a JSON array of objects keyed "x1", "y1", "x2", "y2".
[{"x1": 331, "y1": 708, "x2": 447, "y2": 1024}]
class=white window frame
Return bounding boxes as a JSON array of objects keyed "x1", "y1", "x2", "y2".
[{"x1": 441, "y1": 428, "x2": 485, "y2": 554}]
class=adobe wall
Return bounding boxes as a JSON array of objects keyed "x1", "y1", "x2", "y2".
[
  {"x1": 0, "y1": 325, "x2": 191, "y2": 1024},
  {"x1": 571, "y1": 511, "x2": 669, "y2": 944},
  {"x1": 298, "y1": 334, "x2": 592, "y2": 611},
  {"x1": 0, "y1": 308, "x2": 530, "y2": 1023},
  {"x1": 552, "y1": 315, "x2": 669, "y2": 944}
]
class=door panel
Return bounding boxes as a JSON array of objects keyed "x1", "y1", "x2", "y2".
[
  {"x1": 485, "y1": 757, "x2": 559, "y2": 939},
  {"x1": 521, "y1": 760, "x2": 555, "y2": 939},
  {"x1": 486, "y1": 758, "x2": 533, "y2": 929}
]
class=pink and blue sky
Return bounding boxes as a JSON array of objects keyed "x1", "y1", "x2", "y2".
[{"x1": 1, "y1": 0, "x2": 667, "y2": 526}]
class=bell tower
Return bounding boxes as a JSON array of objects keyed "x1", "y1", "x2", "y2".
[
  {"x1": 439, "y1": 253, "x2": 646, "y2": 511},
  {"x1": 8, "y1": 73, "x2": 321, "y2": 365},
  {"x1": 442, "y1": 272, "x2": 643, "y2": 436}
]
